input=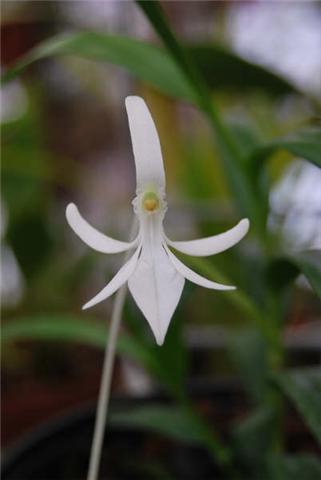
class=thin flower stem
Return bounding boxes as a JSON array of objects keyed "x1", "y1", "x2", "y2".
[
  {"x1": 87, "y1": 221, "x2": 137, "y2": 480},
  {"x1": 87, "y1": 283, "x2": 127, "y2": 480}
]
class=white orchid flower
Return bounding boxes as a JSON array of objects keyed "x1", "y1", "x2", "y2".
[{"x1": 66, "y1": 96, "x2": 249, "y2": 345}]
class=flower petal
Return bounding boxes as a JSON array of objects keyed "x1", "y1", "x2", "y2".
[
  {"x1": 164, "y1": 244, "x2": 235, "y2": 291},
  {"x1": 66, "y1": 203, "x2": 138, "y2": 253},
  {"x1": 167, "y1": 219, "x2": 249, "y2": 257},
  {"x1": 128, "y1": 242, "x2": 184, "y2": 346},
  {"x1": 125, "y1": 96, "x2": 165, "y2": 191},
  {"x1": 82, "y1": 245, "x2": 141, "y2": 310}
]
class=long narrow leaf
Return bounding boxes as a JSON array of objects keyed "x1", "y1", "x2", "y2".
[
  {"x1": 2, "y1": 314, "x2": 230, "y2": 464},
  {"x1": 274, "y1": 368, "x2": 321, "y2": 447},
  {"x1": 136, "y1": 0, "x2": 265, "y2": 230},
  {"x1": 189, "y1": 44, "x2": 299, "y2": 96},
  {"x1": 2, "y1": 314, "x2": 159, "y2": 375},
  {"x1": 3, "y1": 33, "x2": 299, "y2": 98},
  {"x1": 2, "y1": 32, "x2": 195, "y2": 102},
  {"x1": 227, "y1": 329, "x2": 268, "y2": 402},
  {"x1": 180, "y1": 255, "x2": 272, "y2": 337},
  {"x1": 268, "y1": 454, "x2": 321, "y2": 480},
  {"x1": 249, "y1": 131, "x2": 321, "y2": 169},
  {"x1": 110, "y1": 405, "x2": 208, "y2": 445}
]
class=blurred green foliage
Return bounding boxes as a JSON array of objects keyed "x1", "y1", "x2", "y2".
[{"x1": 2, "y1": 1, "x2": 321, "y2": 478}]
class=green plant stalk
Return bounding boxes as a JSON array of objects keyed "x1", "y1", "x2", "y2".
[
  {"x1": 2, "y1": 312, "x2": 231, "y2": 467},
  {"x1": 180, "y1": 253, "x2": 286, "y2": 460},
  {"x1": 181, "y1": 400, "x2": 234, "y2": 472},
  {"x1": 87, "y1": 284, "x2": 127, "y2": 480},
  {"x1": 266, "y1": 292, "x2": 286, "y2": 455},
  {"x1": 168, "y1": 377, "x2": 233, "y2": 469},
  {"x1": 137, "y1": 2, "x2": 239, "y2": 156},
  {"x1": 149, "y1": 333, "x2": 233, "y2": 468},
  {"x1": 87, "y1": 219, "x2": 138, "y2": 480},
  {"x1": 182, "y1": 255, "x2": 276, "y2": 340},
  {"x1": 136, "y1": 1, "x2": 266, "y2": 233},
  {"x1": 137, "y1": 5, "x2": 287, "y2": 466}
]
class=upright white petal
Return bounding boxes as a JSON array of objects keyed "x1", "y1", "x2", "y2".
[
  {"x1": 82, "y1": 245, "x2": 142, "y2": 310},
  {"x1": 164, "y1": 244, "x2": 235, "y2": 291},
  {"x1": 125, "y1": 96, "x2": 165, "y2": 192},
  {"x1": 66, "y1": 203, "x2": 138, "y2": 253},
  {"x1": 128, "y1": 218, "x2": 184, "y2": 345},
  {"x1": 167, "y1": 219, "x2": 249, "y2": 257}
]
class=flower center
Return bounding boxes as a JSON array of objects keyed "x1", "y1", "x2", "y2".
[{"x1": 142, "y1": 191, "x2": 160, "y2": 213}]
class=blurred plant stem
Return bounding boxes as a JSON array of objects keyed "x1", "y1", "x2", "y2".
[
  {"x1": 87, "y1": 283, "x2": 126, "y2": 480},
  {"x1": 267, "y1": 295, "x2": 286, "y2": 455},
  {"x1": 183, "y1": 254, "x2": 286, "y2": 462},
  {"x1": 137, "y1": 2, "x2": 287, "y2": 467},
  {"x1": 87, "y1": 219, "x2": 138, "y2": 480},
  {"x1": 183, "y1": 255, "x2": 274, "y2": 339},
  {"x1": 180, "y1": 400, "x2": 234, "y2": 474},
  {"x1": 137, "y1": 1, "x2": 267, "y2": 237}
]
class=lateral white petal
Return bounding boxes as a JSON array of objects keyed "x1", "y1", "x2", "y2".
[
  {"x1": 167, "y1": 219, "x2": 249, "y2": 257},
  {"x1": 125, "y1": 96, "x2": 165, "y2": 191},
  {"x1": 165, "y1": 245, "x2": 235, "y2": 291},
  {"x1": 128, "y1": 242, "x2": 184, "y2": 346},
  {"x1": 82, "y1": 245, "x2": 141, "y2": 310},
  {"x1": 66, "y1": 203, "x2": 138, "y2": 253}
]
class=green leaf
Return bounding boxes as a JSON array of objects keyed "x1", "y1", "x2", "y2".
[
  {"x1": 111, "y1": 403, "x2": 230, "y2": 467},
  {"x1": 110, "y1": 405, "x2": 207, "y2": 445},
  {"x1": 274, "y1": 368, "x2": 321, "y2": 446},
  {"x1": 229, "y1": 123, "x2": 262, "y2": 159},
  {"x1": 277, "y1": 131, "x2": 321, "y2": 167},
  {"x1": 2, "y1": 314, "x2": 107, "y2": 346},
  {"x1": 4, "y1": 28, "x2": 266, "y2": 223},
  {"x1": 232, "y1": 407, "x2": 276, "y2": 476},
  {"x1": 2, "y1": 118, "x2": 50, "y2": 219},
  {"x1": 268, "y1": 454, "x2": 321, "y2": 480},
  {"x1": 124, "y1": 302, "x2": 227, "y2": 464},
  {"x1": 2, "y1": 314, "x2": 158, "y2": 374},
  {"x1": 124, "y1": 301, "x2": 188, "y2": 396},
  {"x1": 249, "y1": 130, "x2": 321, "y2": 169},
  {"x1": 266, "y1": 258, "x2": 299, "y2": 293},
  {"x1": 227, "y1": 329, "x2": 268, "y2": 402},
  {"x1": 7, "y1": 212, "x2": 53, "y2": 280},
  {"x1": 189, "y1": 44, "x2": 299, "y2": 96},
  {"x1": 151, "y1": 315, "x2": 188, "y2": 397},
  {"x1": 137, "y1": 1, "x2": 266, "y2": 230},
  {"x1": 3, "y1": 31, "x2": 301, "y2": 100},
  {"x1": 2, "y1": 32, "x2": 195, "y2": 102},
  {"x1": 2, "y1": 315, "x2": 230, "y2": 466},
  {"x1": 136, "y1": 1, "x2": 198, "y2": 95},
  {"x1": 179, "y1": 255, "x2": 272, "y2": 338}
]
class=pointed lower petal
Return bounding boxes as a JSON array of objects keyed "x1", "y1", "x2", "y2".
[
  {"x1": 66, "y1": 203, "x2": 138, "y2": 253},
  {"x1": 128, "y1": 242, "x2": 184, "y2": 346},
  {"x1": 164, "y1": 244, "x2": 235, "y2": 291},
  {"x1": 167, "y1": 219, "x2": 249, "y2": 257},
  {"x1": 82, "y1": 246, "x2": 141, "y2": 310}
]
